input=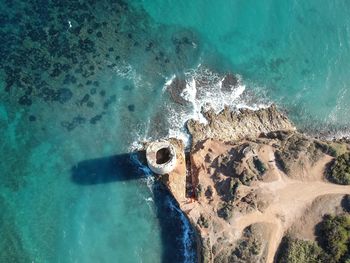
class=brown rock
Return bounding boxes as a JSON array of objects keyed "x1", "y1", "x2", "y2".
[
  {"x1": 151, "y1": 105, "x2": 350, "y2": 263},
  {"x1": 166, "y1": 77, "x2": 188, "y2": 105},
  {"x1": 221, "y1": 73, "x2": 239, "y2": 92},
  {"x1": 187, "y1": 105, "x2": 296, "y2": 146}
]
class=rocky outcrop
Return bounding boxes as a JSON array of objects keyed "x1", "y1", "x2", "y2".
[
  {"x1": 221, "y1": 74, "x2": 239, "y2": 92},
  {"x1": 185, "y1": 127, "x2": 350, "y2": 262},
  {"x1": 154, "y1": 105, "x2": 350, "y2": 263},
  {"x1": 187, "y1": 105, "x2": 295, "y2": 146},
  {"x1": 166, "y1": 77, "x2": 188, "y2": 105}
]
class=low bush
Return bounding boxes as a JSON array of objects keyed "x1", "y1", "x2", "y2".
[
  {"x1": 274, "y1": 150, "x2": 289, "y2": 174},
  {"x1": 276, "y1": 236, "x2": 328, "y2": 263},
  {"x1": 195, "y1": 184, "x2": 203, "y2": 198},
  {"x1": 253, "y1": 156, "x2": 267, "y2": 175},
  {"x1": 276, "y1": 214, "x2": 350, "y2": 263},
  {"x1": 197, "y1": 214, "x2": 209, "y2": 228},
  {"x1": 229, "y1": 179, "x2": 239, "y2": 200},
  {"x1": 217, "y1": 203, "x2": 233, "y2": 221},
  {"x1": 318, "y1": 214, "x2": 350, "y2": 262},
  {"x1": 328, "y1": 153, "x2": 350, "y2": 185},
  {"x1": 314, "y1": 141, "x2": 338, "y2": 157}
]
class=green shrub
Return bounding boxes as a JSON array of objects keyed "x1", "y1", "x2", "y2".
[
  {"x1": 328, "y1": 153, "x2": 350, "y2": 185},
  {"x1": 197, "y1": 214, "x2": 209, "y2": 228},
  {"x1": 239, "y1": 170, "x2": 255, "y2": 186},
  {"x1": 218, "y1": 203, "x2": 233, "y2": 221},
  {"x1": 253, "y1": 156, "x2": 267, "y2": 175},
  {"x1": 314, "y1": 141, "x2": 337, "y2": 157},
  {"x1": 318, "y1": 214, "x2": 350, "y2": 262},
  {"x1": 230, "y1": 233, "x2": 261, "y2": 261},
  {"x1": 277, "y1": 215, "x2": 350, "y2": 263},
  {"x1": 276, "y1": 236, "x2": 328, "y2": 263},
  {"x1": 229, "y1": 179, "x2": 239, "y2": 200},
  {"x1": 195, "y1": 184, "x2": 203, "y2": 198},
  {"x1": 205, "y1": 185, "x2": 213, "y2": 199}
]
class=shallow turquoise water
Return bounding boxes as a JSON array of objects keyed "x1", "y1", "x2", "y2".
[
  {"x1": 1, "y1": 0, "x2": 350, "y2": 262},
  {"x1": 135, "y1": 0, "x2": 350, "y2": 131}
]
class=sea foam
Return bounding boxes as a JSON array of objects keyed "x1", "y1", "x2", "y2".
[{"x1": 165, "y1": 65, "x2": 266, "y2": 148}]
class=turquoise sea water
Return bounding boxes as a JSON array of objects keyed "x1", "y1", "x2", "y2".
[
  {"x1": 1, "y1": 0, "x2": 349, "y2": 262},
  {"x1": 134, "y1": 0, "x2": 350, "y2": 131}
]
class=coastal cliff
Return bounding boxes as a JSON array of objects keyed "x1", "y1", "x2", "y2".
[{"x1": 159, "y1": 105, "x2": 350, "y2": 263}]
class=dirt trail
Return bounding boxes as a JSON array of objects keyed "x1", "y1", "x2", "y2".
[
  {"x1": 172, "y1": 138, "x2": 350, "y2": 263},
  {"x1": 233, "y1": 174, "x2": 350, "y2": 263}
]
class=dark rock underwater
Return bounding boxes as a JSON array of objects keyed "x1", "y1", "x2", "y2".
[{"x1": 0, "y1": 0, "x2": 201, "y2": 262}]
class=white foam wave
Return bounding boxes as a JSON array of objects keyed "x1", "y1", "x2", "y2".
[
  {"x1": 127, "y1": 65, "x2": 268, "y2": 262},
  {"x1": 162, "y1": 74, "x2": 176, "y2": 92},
  {"x1": 110, "y1": 60, "x2": 147, "y2": 90},
  {"x1": 145, "y1": 197, "x2": 154, "y2": 202},
  {"x1": 184, "y1": 66, "x2": 247, "y2": 113},
  {"x1": 164, "y1": 65, "x2": 264, "y2": 147},
  {"x1": 180, "y1": 78, "x2": 208, "y2": 124},
  {"x1": 128, "y1": 119, "x2": 153, "y2": 152},
  {"x1": 129, "y1": 153, "x2": 155, "y2": 193}
]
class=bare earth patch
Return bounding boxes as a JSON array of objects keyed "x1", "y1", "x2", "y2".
[
  {"x1": 289, "y1": 194, "x2": 347, "y2": 241},
  {"x1": 159, "y1": 106, "x2": 350, "y2": 263}
]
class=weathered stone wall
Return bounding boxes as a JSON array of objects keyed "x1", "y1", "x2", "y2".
[{"x1": 159, "y1": 138, "x2": 187, "y2": 203}]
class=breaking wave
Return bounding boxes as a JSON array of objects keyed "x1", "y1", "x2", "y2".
[
  {"x1": 124, "y1": 64, "x2": 271, "y2": 263},
  {"x1": 165, "y1": 64, "x2": 268, "y2": 147}
]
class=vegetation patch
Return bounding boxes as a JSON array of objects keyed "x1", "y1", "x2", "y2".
[
  {"x1": 315, "y1": 141, "x2": 338, "y2": 157},
  {"x1": 197, "y1": 214, "x2": 209, "y2": 228},
  {"x1": 277, "y1": 214, "x2": 350, "y2": 263},
  {"x1": 195, "y1": 183, "x2": 203, "y2": 198},
  {"x1": 218, "y1": 203, "x2": 233, "y2": 221},
  {"x1": 276, "y1": 236, "x2": 328, "y2": 263},
  {"x1": 229, "y1": 178, "x2": 239, "y2": 200},
  {"x1": 327, "y1": 153, "x2": 350, "y2": 185},
  {"x1": 317, "y1": 214, "x2": 350, "y2": 262},
  {"x1": 230, "y1": 226, "x2": 262, "y2": 262},
  {"x1": 205, "y1": 185, "x2": 214, "y2": 200},
  {"x1": 239, "y1": 169, "x2": 256, "y2": 186},
  {"x1": 253, "y1": 156, "x2": 267, "y2": 175}
]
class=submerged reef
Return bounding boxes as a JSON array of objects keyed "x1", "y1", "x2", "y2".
[{"x1": 0, "y1": 0, "x2": 201, "y2": 132}]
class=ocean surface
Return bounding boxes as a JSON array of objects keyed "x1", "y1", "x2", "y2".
[{"x1": 1, "y1": 0, "x2": 349, "y2": 262}]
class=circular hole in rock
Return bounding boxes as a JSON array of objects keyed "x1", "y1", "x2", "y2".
[{"x1": 156, "y1": 147, "x2": 171, "y2": 164}]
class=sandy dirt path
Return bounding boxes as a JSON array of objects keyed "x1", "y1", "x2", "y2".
[
  {"x1": 233, "y1": 177, "x2": 350, "y2": 263},
  {"x1": 180, "y1": 140, "x2": 349, "y2": 263}
]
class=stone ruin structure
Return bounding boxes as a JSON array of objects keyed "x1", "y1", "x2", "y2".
[{"x1": 146, "y1": 140, "x2": 177, "y2": 175}]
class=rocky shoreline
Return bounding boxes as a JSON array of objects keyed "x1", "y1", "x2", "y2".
[{"x1": 154, "y1": 105, "x2": 350, "y2": 263}]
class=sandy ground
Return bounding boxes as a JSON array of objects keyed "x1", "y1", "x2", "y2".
[
  {"x1": 163, "y1": 136, "x2": 350, "y2": 263},
  {"x1": 178, "y1": 139, "x2": 350, "y2": 263},
  {"x1": 290, "y1": 194, "x2": 346, "y2": 241},
  {"x1": 231, "y1": 154, "x2": 350, "y2": 263}
]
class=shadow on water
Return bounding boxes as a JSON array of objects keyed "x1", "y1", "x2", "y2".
[
  {"x1": 71, "y1": 151, "x2": 146, "y2": 185},
  {"x1": 152, "y1": 183, "x2": 197, "y2": 263},
  {"x1": 70, "y1": 150, "x2": 196, "y2": 263}
]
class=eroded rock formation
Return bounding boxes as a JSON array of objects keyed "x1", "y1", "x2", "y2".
[
  {"x1": 158, "y1": 105, "x2": 350, "y2": 263},
  {"x1": 187, "y1": 105, "x2": 295, "y2": 145}
]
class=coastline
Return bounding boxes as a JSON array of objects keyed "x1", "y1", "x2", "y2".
[
  {"x1": 151, "y1": 105, "x2": 350, "y2": 263},
  {"x1": 2, "y1": 0, "x2": 350, "y2": 261}
]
